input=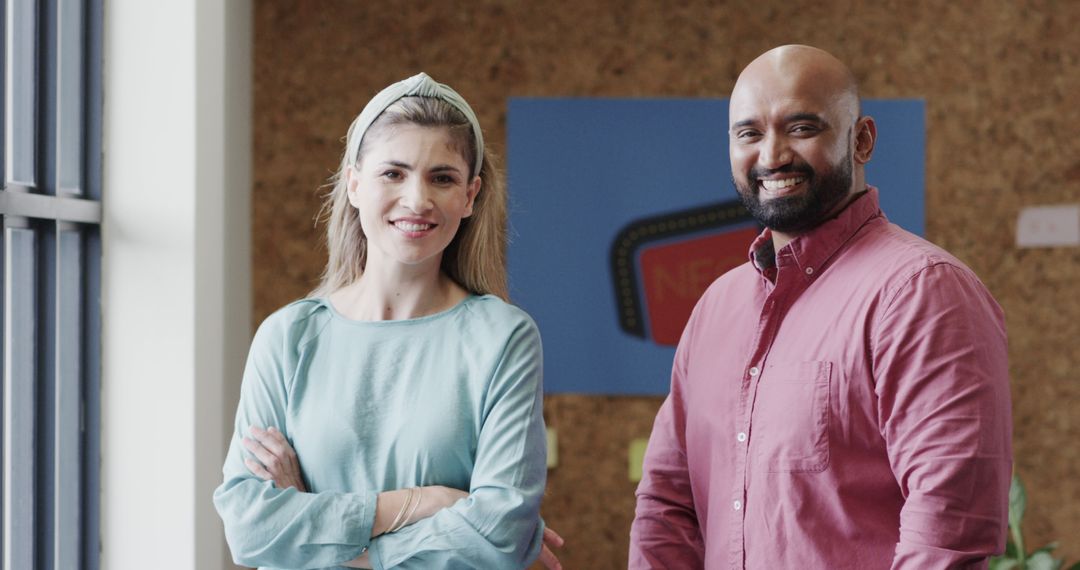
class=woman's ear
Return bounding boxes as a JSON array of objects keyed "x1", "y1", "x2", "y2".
[
  {"x1": 853, "y1": 116, "x2": 877, "y2": 165},
  {"x1": 462, "y1": 175, "x2": 481, "y2": 218},
  {"x1": 345, "y1": 165, "x2": 362, "y2": 208}
]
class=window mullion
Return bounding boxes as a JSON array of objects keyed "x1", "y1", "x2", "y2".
[
  {"x1": 3, "y1": 224, "x2": 36, "y2": 570},
  {"x1": 34, "y1": 217, "x2": 56, "y2": 570},
  {"x1": 54, "y1": 222, "x2": 80, "y2": 569},
  {"x1": 56, "y1": 0, "x2": 82, "y2": 196},
  {"x1": 5, "y1": 0, "x2": 38, "y2": 187}
]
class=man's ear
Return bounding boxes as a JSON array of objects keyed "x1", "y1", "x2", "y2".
[
  {"x1": 853, "y1": 116, "x2": 877, "y2": 165},
  {"x1": 462, "y1": 175, "x2": 481, "y2": 218}
]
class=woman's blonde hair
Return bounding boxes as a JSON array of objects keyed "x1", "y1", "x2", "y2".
[{"x1": 311, "y1": 96, "x2": 508, "y2": 300}]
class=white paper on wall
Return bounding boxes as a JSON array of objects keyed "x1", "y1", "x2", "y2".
[{"x1": 1016, "y1": 204, "x2": 1080, "y2": 248}]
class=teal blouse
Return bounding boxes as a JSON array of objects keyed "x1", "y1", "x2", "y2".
[{"x1": 213, "y1": 295, "x2": 547, "y2": 569}]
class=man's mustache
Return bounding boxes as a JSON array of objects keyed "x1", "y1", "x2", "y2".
[{"x1": 749, "y1": 164, "x2": 813, "y2": 180}]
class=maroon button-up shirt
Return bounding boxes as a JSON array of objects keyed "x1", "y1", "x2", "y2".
[{"x1": 630, "y1": 188, "x2": 1012, "y2": 569}]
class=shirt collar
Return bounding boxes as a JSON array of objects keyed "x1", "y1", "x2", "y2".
[{"x1": 748, "y1": 186, "x2": 884, "y2": 278}]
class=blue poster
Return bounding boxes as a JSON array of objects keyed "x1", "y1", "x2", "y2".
[{"x1": 507, "y1": 98, "x2": 924, "y2": 395}]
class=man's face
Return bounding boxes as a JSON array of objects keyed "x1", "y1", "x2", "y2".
[{"x1": 728, "y1": 66, "x2": 857, "y2": 234}]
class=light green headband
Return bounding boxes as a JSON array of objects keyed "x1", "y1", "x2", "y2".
[{"x1": 345, "y1": 72, "x2": 485, "y2": 176}]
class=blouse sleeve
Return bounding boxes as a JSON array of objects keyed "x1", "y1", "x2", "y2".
[
  {"x1": 366, "y1": 317, "x2": 548, "y2": 570},
  {"x1": 213, "y1": 307, "x2": 378, "y2": 569}
]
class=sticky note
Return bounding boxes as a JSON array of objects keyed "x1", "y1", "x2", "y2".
[
  {"x1": 629, "y1": 438, "x2": 649, "y2": 482},
  {"x1": 546, "y1": 427, "x2": 558, "y2": 469},
  {"x1": 1017, "y1": 204, "x2": 1080, "y2": 248}
]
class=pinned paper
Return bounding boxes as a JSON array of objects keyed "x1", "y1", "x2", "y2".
[
  {"x1": 1016, "y1": 204, "x2": 1080, "y2": 248},
  {"x1": 546, "y1": 428, "x2": 558, "y2": 469},
  {"x1": 629, "y1": 438, "x2": 649, "y2": 482}
]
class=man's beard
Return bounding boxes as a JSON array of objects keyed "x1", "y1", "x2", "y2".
[{"x1": 733, "y1": 149, "x2": 854, "y2": 234}]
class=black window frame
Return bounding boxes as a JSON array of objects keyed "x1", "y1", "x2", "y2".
[{"x1": 0, "y1": 0, "x2": 102, "y2": 569}]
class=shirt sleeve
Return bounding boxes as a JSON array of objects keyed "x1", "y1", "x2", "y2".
[
  {"x1": 629, "y1": 320, "x2": 705, "y2": 569},
  {"x1": 366, "y1": 317, "x2": 547, "y2": 570},
  {"x1": 872, "y1": 263, "x2": 1012, "y2": 569},
  {"x1": 213, "y1": 309, "x2": 377, "y2": 569}
]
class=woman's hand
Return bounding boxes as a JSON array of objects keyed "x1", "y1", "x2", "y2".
[
  {"x1": 242, "y1": 426, "x2": 307, "y2": 492},
  {"x1": 538, "y1": 527, "x2": 565, "y2": 570}
]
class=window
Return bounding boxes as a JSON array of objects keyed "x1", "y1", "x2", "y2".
[{"x1": 0, "y1": 0, "x2": 101, "y2": 568}]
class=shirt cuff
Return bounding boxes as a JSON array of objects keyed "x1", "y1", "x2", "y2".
[{"x1": 367, "y1": 536, "x2": 387, "y2": 570}]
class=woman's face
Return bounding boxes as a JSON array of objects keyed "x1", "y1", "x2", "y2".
[{"x1": 346, "y1": 124, "x2": 480, "y2": 277}]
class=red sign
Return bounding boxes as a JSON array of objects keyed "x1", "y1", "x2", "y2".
[{"x1": 638, "y1": 227, "x2": 758, "y2": 346}]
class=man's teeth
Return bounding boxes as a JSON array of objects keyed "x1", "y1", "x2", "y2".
[
  {"x1": 394, "y1": 221, "x2": 432, "y2": 232},
  {"x1": 761, "y1": 177, "x2": 805, "y2": 191}
]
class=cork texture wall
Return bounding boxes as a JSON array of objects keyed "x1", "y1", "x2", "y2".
[{"x1": 252, "y1": 1, "x2": 1080, "y2": 567}]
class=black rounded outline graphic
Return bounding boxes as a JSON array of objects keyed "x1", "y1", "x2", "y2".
[{"x1": 609, "y1": 199, "x2": 756, "y2": 338}]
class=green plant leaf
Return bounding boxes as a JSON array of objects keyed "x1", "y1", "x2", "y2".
[
  {"x1": 1026, "y1": 551, "x2": 1062, "y2": 570},
  {"x1": 989, "y1": 558, "x2": 1019, "y2": 570},
  {"x1": 1033, "y1": 543, "x2": 1060, "y2": 555},
  {"x1": 1009, "y1": 473, "x2": 1027, "y2": 559},
  {"x1": 1008, "y1": 473, "x2": 1025, "y2": 527},
  {"x1": 1008, "y1": 473, "x2": 1026, "y2": 528},
  {"x1": 1064, "y1": 562, "x2": 1080, "y2": 570}
]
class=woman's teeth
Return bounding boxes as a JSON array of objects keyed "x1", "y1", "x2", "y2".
[{"x1": 394, "y1": 221, "x2": 432, "y2": 232}]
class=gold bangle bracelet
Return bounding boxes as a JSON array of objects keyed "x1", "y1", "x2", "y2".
[
  {"x1": 400, "y1": 486, "x2": 424, "y2": 530},
  {"x1": 386, "y1": 487, "x2": 413, "y2": 534}
]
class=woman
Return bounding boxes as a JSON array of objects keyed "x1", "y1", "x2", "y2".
[{"x1": 214, "y1": 73, "x2": 560, "y2": 569}]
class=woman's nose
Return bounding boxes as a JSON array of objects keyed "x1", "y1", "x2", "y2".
[{"x1": 399, "y1": 179, "x2": 434, "y2": 212}]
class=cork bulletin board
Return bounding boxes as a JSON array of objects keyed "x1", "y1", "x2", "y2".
[{"x1": 253, "y1": 1, "x2": 1080, "y2": 567}]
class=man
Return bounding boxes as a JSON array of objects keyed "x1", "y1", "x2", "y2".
[{"x1": 629, "y1": 45, "x2": 1012, "y2": 569}]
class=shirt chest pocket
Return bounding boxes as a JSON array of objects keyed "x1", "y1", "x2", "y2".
[{"x1": 752, "y1": 361, "x2": 832, "y2": 473}]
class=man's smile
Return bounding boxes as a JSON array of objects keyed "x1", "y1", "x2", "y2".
[{"x1": 758, "y1": 175, "x2": 808, "y2": 199}]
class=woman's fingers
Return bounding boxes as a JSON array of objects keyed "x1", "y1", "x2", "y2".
[
  {"x1": 241, "y1": 435, "x2": 282, "y2": 472},
  {"x1": 543, "y1": 526, "x2": 565, "y2": 548},
  {"x1": 246, "y1": 426, "x2": 300, "y2": 474},
  {"x1": 243, "y1": 457, "x2": 272, "y2": 480},
  {"x1": 249, "y1": 426, "x2": 294, "y2": 461},
  {"x1": 538, "y1": 545, "x2": 563, "y2": 570},
  {"x1": 537, "y1": 526, "x2": 564, "y2": 569},
  {"x1": 244, "y1": 426, "x2": 307, "y2": 492}
]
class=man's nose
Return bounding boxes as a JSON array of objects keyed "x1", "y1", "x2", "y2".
[{"x1": 758, "y1": 133, "x2": 793, "y2": 170}]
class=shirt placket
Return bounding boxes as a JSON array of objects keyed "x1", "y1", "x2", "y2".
[{"x1": 729, "y1": 253, "x2": 807, "y2": 570}]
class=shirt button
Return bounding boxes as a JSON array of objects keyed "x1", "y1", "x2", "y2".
[
  {"x1": 805, "y1": 267, "x2": 814, "y2": 275},
  {"x1": 737, "y1": 432, "x2": 747, "y2": 442},
  {"x1": 749, "y1": 366, "x2": 760, "y2": 377},
  {"x1": 733, "y1": 500, "x2": 742, "y2": 511}
]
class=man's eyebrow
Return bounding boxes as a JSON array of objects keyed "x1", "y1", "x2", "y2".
[
  {"x1": 731, "y1": 113, "x2": 827, "y2": 129},
  {"x1": 784, "y1": 112, "x2": 827, "y2": 125}
]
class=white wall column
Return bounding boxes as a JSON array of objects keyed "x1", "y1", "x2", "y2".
[{"x1": 102, "y1": 1, "x2": 251, "y2": 568}]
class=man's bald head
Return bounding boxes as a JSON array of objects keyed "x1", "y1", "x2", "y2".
[
  {"x1": 731, "y1": 45, "x2": 861, "y2": 129},
  {"x1": 727, "y1": 45, "x2": 876, "y2": 242}
]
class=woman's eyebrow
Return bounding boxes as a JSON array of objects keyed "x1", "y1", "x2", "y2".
[
  {"x1": 429, "y1": 164, "x2": 464, "y2": 174},
  {"x1": 380, "y1": 160, "x2": 413, "y2": 170}
]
